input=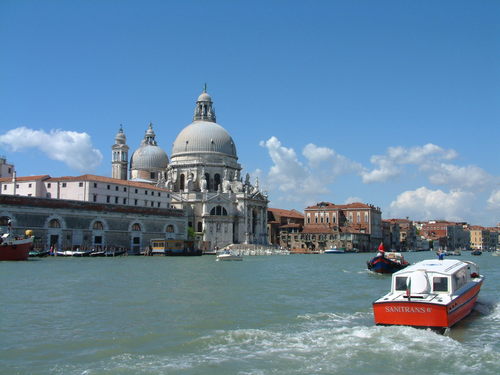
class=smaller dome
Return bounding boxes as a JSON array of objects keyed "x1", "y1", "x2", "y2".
[
  {"x1": 130, "y1": 123, "x2": 168, "y2": 171},
  {"x1": 130, "y1": 145, "x2": 168, "y2": 170},
  {"x1": 197, "y1": 92, "x2": 212, "y2": 102}
]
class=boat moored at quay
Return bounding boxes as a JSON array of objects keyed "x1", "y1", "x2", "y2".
[
  {"x1": 0, "y1": 229, "x2": 35, "y2": 261},
  {"x1": 373, "y1": 258, "x2": 484, "y2": 333}
]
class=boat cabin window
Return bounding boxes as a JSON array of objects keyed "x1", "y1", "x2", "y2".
[
  {"x1": 433, "y1": 277, "x2": 448, "y2": 292},
  {"x1": 453, "y1": 269, "x2": 467, "y2": 291},
  {"x1": 395, "y1": 277, "x2": 408, "y2": 291}
]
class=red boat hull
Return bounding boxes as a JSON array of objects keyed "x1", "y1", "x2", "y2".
[
  {"x1": 0, "y1": 238, "x2": 33, "y2": 261},
  {"x1": 373, "y1": 280, "x2": 483, "y2": 329}
]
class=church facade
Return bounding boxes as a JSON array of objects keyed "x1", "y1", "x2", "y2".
[{"x1": 114, "y1": 88, "x2": 269, "y2": 249}]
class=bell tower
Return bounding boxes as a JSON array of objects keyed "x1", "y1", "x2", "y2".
[{"x1": 112, "y1": 125, "x2": 129, "y2": 180}]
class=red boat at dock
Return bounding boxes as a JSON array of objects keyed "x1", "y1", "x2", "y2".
[{"x1": 0, "y1": 230, "x2": 35, "y2": 261}]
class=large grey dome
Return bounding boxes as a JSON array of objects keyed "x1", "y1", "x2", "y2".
[{"x1": 171, "y1": 121, "x2": 237, "y2": 159}]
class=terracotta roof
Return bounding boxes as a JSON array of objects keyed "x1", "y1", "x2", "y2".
[
  {"x1": 0, "y1": 175, "x2": 50, "y2": 182},
  {"x1": 280, "y1": 223, "x2": 302, "y2": 229},
  {"x1": 386, "y1": 218, "x2": 412, "y2": 224},
  {"x1": 305, "y1": 202, "x2": 376, "y2": 210},
  {"x1": 468, "y1": 225, "x2": 486, "y2": 230},
  {"x1": 268, "y1": 207, "x2": 304, "y2": 219}
]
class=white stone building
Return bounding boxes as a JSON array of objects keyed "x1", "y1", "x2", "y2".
[
  {"x1": 120, "y1": 88, "x2": 269, "y2": 248},
  {"x1": 0, "y1": 174, "x2": 173, "y2": 209}
]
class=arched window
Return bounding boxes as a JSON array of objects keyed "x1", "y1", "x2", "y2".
[
  {"x1": 197, "y1": 222, "x2": 203, "y2": 232},
  {"x1": 357, "y1": 213, "x2": 361, "y2": 223},
  {"x1": 210, "y1": 205, "x2": 228, "y2": 216},
  {"x1": 93, "y1": 221, "x2": 104, "y2": 230},
  {"x1": 132, "y1": 223, "x2": 141, "y2": 231},
  {"x1": 166, "y1": 224, "x2": 174, "y2": 233},
  {"x1": 0, "y1": 216, "x2": 10, "y2": 226},
  {"x1": 214, "y1": 173, "x2": 221, "y2": 191},
  {"x1": 49, "y1": 219, "x2": 61, "y2": 228},
  {"x1": 205, "y1": 173, "x2": 210, "y2": 190},
  {"x1": 179, "y1": 174, "x2": 185, "y2": 190}
]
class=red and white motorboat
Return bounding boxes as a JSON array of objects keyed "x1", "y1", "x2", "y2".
[
  {"x1": 373, "y1": 258, "x2": 484, "y2": 332},
  {"x1": 0, "y1": 230, "x2": 35, "y2": 261}
]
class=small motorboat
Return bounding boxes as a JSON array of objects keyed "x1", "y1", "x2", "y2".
[
  {"x1": 471, "y1": 250, "x2": 482, "y2": 256},
  {"x1": 373, "y1": 258, "x2": 484, "y2": 332},
  {"x1": 29, "y1": 250, "x2": 50, "y2": 257},
  {"x1": 448, "y1": 250, "x2": 461, "y2": 256},
  {"x1": 216, "y1": 250, "x2": 243, "y2": 261},
  {"x1": 324, "y1": 246, "x2": 345, "y2": 254},
  {"x1": 367, "y1": 243, "x2": 409, "y2": 274}
]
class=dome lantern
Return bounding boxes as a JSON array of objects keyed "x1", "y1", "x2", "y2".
[{"x1": 193, "y1": 84, "x2": 216, "y2": 123}]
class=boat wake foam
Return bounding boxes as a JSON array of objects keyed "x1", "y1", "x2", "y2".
[{"x1": 48, "y1": 311, "x2": 500, "y2": 375}]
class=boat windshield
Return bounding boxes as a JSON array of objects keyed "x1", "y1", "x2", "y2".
[{"x1": 395, "y1": 276, "x2": 408, "y2": 291}]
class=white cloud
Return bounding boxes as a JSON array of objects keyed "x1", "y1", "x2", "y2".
[
  {"x1": 487, "y1": 190, "x2": 500, "y2": 210},
  {"x1": 259, "y1": 137, "x2": 361, "y2": 204},
  {"x1": 302, "y1": 143, "x2": 334, "y2": 167},
  {"x1": 361, "y1": 143, "x2": 458, "y2": 183},
  {"x1": 0, "y1": 126, "x2": 103, "y2": 172},
  {"x1": 426, "y1": 163, "x2": 494, "y2": 190},
  {"x1": 388, "y1": 187, "x2": 475, "y2": 222}
]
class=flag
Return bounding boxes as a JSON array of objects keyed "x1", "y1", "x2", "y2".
[{"x1": 406, "y1": 277, "x2": 411, "y2": 301}]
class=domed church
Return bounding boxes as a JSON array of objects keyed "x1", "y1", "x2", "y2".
[{"x1": 111, "y1": 87, "x2": 269, "y2": 248}]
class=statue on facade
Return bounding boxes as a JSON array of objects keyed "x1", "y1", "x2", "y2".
[
  {"x1": 222, "y1": 168, "x2": 231, "y2": 193},
  {"x1": 185, "y1": 172, "x2": 194, "y2": 193},
  {"x1": 200, "y1": 171, "x2": 207, "y2": 192},
  {"x1": 165, "y1": 169, "x2": 173, "y2": 190}
]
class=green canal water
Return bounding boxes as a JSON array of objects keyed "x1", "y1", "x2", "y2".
[{"x1": 1, "y1": 252, "x2": 499, "y2": 375}]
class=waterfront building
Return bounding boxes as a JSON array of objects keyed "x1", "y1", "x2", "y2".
[
  {"x1": 420, "y1": 220, "x2": 470, "y2": 251},
  {"x1": 299, "y1": 201, "x2": 382, "y2": 252},
  {"x1": 0, "y1": 174, "x2": 173, "y2": 209},
  {"x1": 382, "y1": 219, "x2": 401, "y2": 250},
  {"x1": 267, "y1": 208, "x2": 304, "y2": 248},
  {"x1": 0, "y1": 194, "x2": 186, "y2": 253},
  {"x1": 385, "y1": 218, "x2": 417, "y2": 250},
  {"x1": 468, "y1": 225, "x2": 493, "y2": 251}
]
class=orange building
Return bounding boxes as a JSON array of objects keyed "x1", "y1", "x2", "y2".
[
  {"x1": 299, "y1": 201, "x2": 382, "y2": 252},
  {"x1": 267, "y1": 208, "x2": 304, "y2": 248}
]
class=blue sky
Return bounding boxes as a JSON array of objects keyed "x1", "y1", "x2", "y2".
[{"x1": 1, "y1": 0, "x2": 499, "y2": 226}]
